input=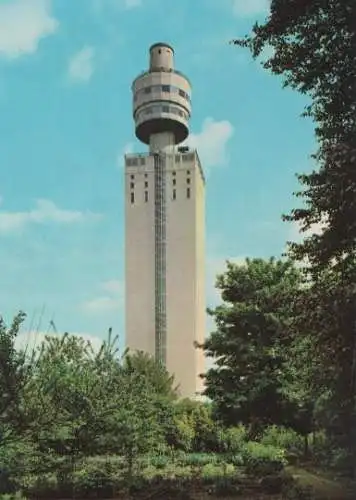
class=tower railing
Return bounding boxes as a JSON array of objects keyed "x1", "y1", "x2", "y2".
[
  {"x1": 125, "y1": 149, "x2": 205, "y2": 183},
  {"x1": 132, "y1": 68, "x2": 192, "y2": 87}
]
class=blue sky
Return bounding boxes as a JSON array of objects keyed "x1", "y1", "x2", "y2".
[{"x1": 0, "y1": 0, "x2": 316, "y2": 352}]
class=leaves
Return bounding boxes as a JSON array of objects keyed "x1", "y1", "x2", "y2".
[
  {"x1": 201, "y1": 258, "x2": 306, "y2": 433},
  {"x1": 232, "y1": 0, "x2": 356, "y2": 473},
  {"x1": 233, "y1": 0, "x2": 356, "y2": 272}
]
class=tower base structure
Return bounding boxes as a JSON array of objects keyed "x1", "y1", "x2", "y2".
[{"x1": 125, "y1": 148, "x2": 205, "y2": 398}]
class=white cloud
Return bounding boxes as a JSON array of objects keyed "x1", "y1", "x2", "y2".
[
  {"x1": 0, "y1": 199, "x2": 98, "y2": 233},
  {"x1": 83, "y1": 296, "x2": 121, "y2": 313},
  {"x1": 117, "y1": 142, "x2": 135, "y2": 168},
  {"x1": 289, "y1": 217, "x2": 328, "y2": 243},
  {"x1": 15, "y1": 330, "x2": 104, "y2": 355},
  {"x1": 101, "y1": 280, "x2": 122, "y2": 294},
  {"x1": 286, "y1": 217, "x2": 329, "y2": 270},
  {"x1": 68, "y1": 46, "x2": 95, "y2": 83},
  {"x1": 0, "y1": 0, "x2": 58, "y2": 59},
  {"x1": 232, "y1": 0, "x2": 270, "y2": 17},
  {"x1": 203, "y1": 255, "x2": 246, "y2": 373},
  {"x1": 82, "y1": 279, "x2": 124, "y2": 314},
  {"x1": 185, "y1": 118, "x2": 234, "y2": 172},
  {"x1": 122, "y1": 142, "x2": 134, "y2": 155},
  {"x1": 206, "y1": 255, "x2": 246, "y2": 307}
]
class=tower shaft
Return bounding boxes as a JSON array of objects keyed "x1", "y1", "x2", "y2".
[{"x1": 125, "y1": 43, "x2": 205, "y2": 398}]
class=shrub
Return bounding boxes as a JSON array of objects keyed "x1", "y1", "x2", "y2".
[
  {"x1": 177, "y1": 453, "x2": 218, "y2": 467},
  {"x1": 0, "y1": 494, "x2": 27, "y2": 500},
  {"x1": 227, "y1": 454, "x2": 244, "y2": 466},
  {"x1": 22, "y1": 473, "x2": 57, "y2": 498},
  {"x1": 309, "y1": 432, "x2": 352, "y2": 474},
  {"x1": 242, "y1": 441, "x2": 287, "y2": 475},
  {"x1": 260, "y1": 426, "x2": 304, "y2": 456},
  {"x1": 149, "y1": 455, "x2": 170, "y2": 469},
  {"x1": 217, "y1": 425, "x2": 248, "y2": 454},
  {"x1": 72, "y1": 458, "x2": 118, "y2": 497},
  {"x1": 201, "y1": 463, "x2": 219, "y2": 482},
  {"x1": 173, "y1": 413, "x2": 195, "y2": 452}
]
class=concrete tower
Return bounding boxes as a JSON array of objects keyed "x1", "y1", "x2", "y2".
[{"x1": 125, "y1": 43, "x2": 205, "y2": 398}]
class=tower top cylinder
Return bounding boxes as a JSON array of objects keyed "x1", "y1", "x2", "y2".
[
  {"x1": 149, "y1": 42, "x2": 174, "y2": 71},
  {"x1": 133, "y1": 43, "x2": 191, "y2": 145}
]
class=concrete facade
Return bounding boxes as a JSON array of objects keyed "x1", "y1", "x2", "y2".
[{"x1": 125, "y1": 43, "x2": 205, "y2": 398}]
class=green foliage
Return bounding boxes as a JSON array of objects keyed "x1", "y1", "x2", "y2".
[
  {"x1": 200, "y1": 258, "x2": 304, "y2": 433},
  {"x1": 0, "y1": 307, "x2": 351, "y2": 498},
  {"x1": 179, "y1": 453, "x2": 217, "y2": 467},
  {"x1": 72, "y1": 458, "x2": 117, "y2": 498},
  {"x1": 172, "y1": 411, "x2": 195, "y2": 452},
  {"x1": 0, "y1": 322, "x2": 179, "y2": 495},
  {"x1": 0, "y1": 312, "x2": 33, "y2": 436},
  {"x1": 216, "y1": 425, "x2": 248, "y2": 454},
  {"x1": 149, "y1": 455, "x2": 170, "y2": 470},
  {"x1": 242, "y1": 441, "x2": 287, "y2": 475},
  {"x1": 0, "y1": 494, "x2": 27, "y2": 500},
  {"x1": 232, "y1": 0, "x2": 356, "y2": 476},
  {"x1": 232, "y1": 0, "x2": 356, "y2": 272},
  {"x1": 122, "y1": 350, "x2": 178, "y2": 400},
  {"x1": 260, "y1": 425, "x2": 305, "y2": 455}
]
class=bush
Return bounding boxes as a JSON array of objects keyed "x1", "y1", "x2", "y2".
[
  {"x1": 201, "y1": 463, "x2": 219, "y2": 482},
  {"x1": 260, "y1": 426, "x2": 304, "y2": 456},
  {"x1": 0, "y1": 494, "x2": 27, "y2": 500},
  {"x1": 22, "y1": 474, "x2": 57, "y2": 498},
  {"x1": 242, "y1": 441, "x2": 287, "y2": 475},
  {"x1": 149, "y1": 455, "x2": 170, "y2": 469},
  {"x1": 309, "y1": 432, "x2": 352, "y2": 474},
  {"x1": 177, "y1": 453, "x2": 218, "y2": 467},
  {"x1": 72, "y1": 458, "x2": 119, "y2": 497},
  {"x1": 227, "y1": 454, "x2": 244, "y2": 466},
  {"x1": 217, "y1": 425, "x2": 248, "y2": 454}
]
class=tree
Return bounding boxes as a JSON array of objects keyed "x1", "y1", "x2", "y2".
[
  {"x1": 0, "y1": 311, "x2": 41, "y2": 449},
  {"x1": 232, "y1": 0, "x2": 356, "y2": 273},
  {"x1": 170, "y1": 400, "x2": 217, "y2": 452},
  {"x1": 199, "y1": 258, "x2": 303, "y2": 436},
  {"x1": 290, "y1": 270, "x2": 356, "y2": 461},
  {"x1": 232, "y1": 0, "x2": 356, "y2": 475},
  {"x1": 29, "y1": 333, "x2": 169, "y2": 485},
  {"x1": 122, "y1": 350, "x2": 178, "y2": 400},
  {"x1": 0, "y1": 312, "x2": 36, "y2": 493}
]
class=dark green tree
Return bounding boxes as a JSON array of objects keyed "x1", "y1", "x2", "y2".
[
  {"x1": 0, "y1": 312, "x2": 29, "y2": 433},
  {"x1": 200, "y1": 258, "x2": 303, "y2": 436},
  {"x1": 232, "y1": 0, "x2": 356, "y2": 474},
  {"x1": 232, "y1": 0, "x2": 356, "y2": 271}
]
